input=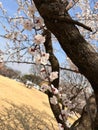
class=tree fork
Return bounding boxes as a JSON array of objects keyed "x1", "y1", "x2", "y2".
[
  {"x1": 43, "y1": 29, "x2": 69, "y2": 130},
  {"x1": 33, "y1": 0, "x2": 98, "y2": 129}
]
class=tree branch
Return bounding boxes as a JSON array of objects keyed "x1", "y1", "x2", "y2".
[
  {"x1": 43, "y1": 29, "x2": 69, "y2": 130},
  {"x1": 4, "y1": 60, "x2": 80, "y2": 73},
  {"x1": 33, "y1": 0, "x2": 98, "y2": 129}
]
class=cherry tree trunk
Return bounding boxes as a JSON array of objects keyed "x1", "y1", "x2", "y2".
[{"x1": 33, "y1": 0, "x2": 98, "y2": 129}]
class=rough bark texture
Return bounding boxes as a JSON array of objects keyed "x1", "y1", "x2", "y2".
[
  {"x1": 33, "y1": 0, "x2": 98, "y2": 129},
  {"x1": 71, "y1": 95, "x2": 97, "y2": 130},
  {"x1": 43, "y1": 29, "x2": 69, "y2": 130}
]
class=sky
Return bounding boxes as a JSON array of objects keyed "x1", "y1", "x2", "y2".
[
  {"x1": 0, "y1": 0, "x2": 66, "y2": 74},
  {"x1": 0, "y1": 0, "x2": 97, "y2": 74},
  {"x1": 0, "y1": 0, "x2": 32, "y2": 74}
]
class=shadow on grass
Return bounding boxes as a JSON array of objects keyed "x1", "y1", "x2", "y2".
[{"x1": 0, "y1": 101, "x2": 56, "y2": 130}]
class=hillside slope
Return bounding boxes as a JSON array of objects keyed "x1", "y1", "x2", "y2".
[{"x1": 0, "y1": 75, "x2": 58, "y2": 130}]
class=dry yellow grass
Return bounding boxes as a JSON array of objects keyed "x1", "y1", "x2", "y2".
[
  {"x1": 0, "y1": 75, "x2": 51, "y2": 111},
  {"x1": 0, "y1": 75, "x2": 58, "y2": 129},
  {"x1": 0, "y1": 75, "x2": 80, "y2": 130}
]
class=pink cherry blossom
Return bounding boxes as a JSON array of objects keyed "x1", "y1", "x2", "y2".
[
  {"x1": 59, "y1": 109, "x2": 68, "y2": 121},
  {"x1": 0, "y1": 2, "x2": 2, "y2": 8},
  {"x1": 51, "y1": 84, "x2": 59, "y2": 95},
  {"x1": 58, "y1": 123, "x2": 64, "y2": 130},
  {"x1": 61, "y1": 94, "x2": 67, "y2": 99},
  {"x1": 49, "y1": 71, "x2": 58, "y2": 81},
  {"x1": 40, "y1": 67, "x2": 46, "y2": 73},
  {"x1": 40, "y1": 52, "x2": 49, "y2": 65},
  {"x1": 23, "y1": 20, "x2": 33, "y2": 31},
  {"x1": 34, "y1": 34, "x2": 45, "y2": 44},
  {"x1": 50, "y1": 96, "x2": 58, "y2": 105},
  {"x1": 28, "y1": 47, "x2": 36, "y2": 55},
  {"x1": 35, "y1": 17, "x2": 44, "y2": 28},
  {"x1": 33, "y1": 52, "x2": 49, "y2": 65},
  {"x1": 65, "y1": 120, "x2": 71, "y2": 128},
  {"x1": 34, "y1": 54, "x2": 41, "y2": 64},
  {"x1": 40, "y1": 83, "x2": 50, "y2": 92},
  {"x1": 94, "y1": 2, "x2": 98, "y2": 10},
  {"x1": 28, "y1": 5, "x2": 36, "y2": 16}
]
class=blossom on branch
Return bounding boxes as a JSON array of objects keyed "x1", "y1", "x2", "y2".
[
  {"x1": 41, "y1": 52, "x2": 49, "y2": 65},
  {"x1": 50, "y1": 96, "x2": 58, "y2": 105},
  {"x1": 59, "y1": 109, "x2": 68, "y2": 121},
  {"x1": 94, "y1": 2, "x2": 98, "y2": 10},
  {"x1": 28, "y1": 5, "x2": 36, "y2": 17},
  {"x1": 23, "y1": 20, "x2": 34, "y2": 31},
  {"x1": 34, "y1": 34, "x2": 45, "y2": 45},
  {"x1": 58, "y1": 123, "x2": 64, "y2": 130},
  {"x1": 34, "y1": 54, "x2": 41, "y2": 64},
  {"x1": 40, "y1": 83, "x2": 50, "y2": 92},
  {"x1": 49, "y1": 71, "x2": 58, "y2": 81},
  {"x1": 0, "y1": 2, "x2": 2, "y2": 8},
  {"x1": 34, "y1": 52, "x2": 49, "y2": 65},
  {"x1": 51, "y1": 84, "x2": 59, "y2": 95},
  {"x1": 28, "y1": 47, "x2": 36, "y2": 55},
  {"x1": 65, "y1": 120, "x2": 71, "y2": 128},
  {"x1": 34, "y1": 17, "x2": 44, "y2": 29}
]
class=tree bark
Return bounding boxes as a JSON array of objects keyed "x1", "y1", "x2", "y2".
[
  {"x1": 33, "y1": 0, "x2": 98, "y2": 129},
  {"x1": 43, "y1": 29, "x2": 69, "y2": 130}
]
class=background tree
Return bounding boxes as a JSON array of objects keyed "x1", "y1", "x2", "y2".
[
  {"x1": 0, "y1": 65, "x2": 21, "y2": 79},
  {"x1": 20, "y1": 74, "x2": 42, "y2": 85}
]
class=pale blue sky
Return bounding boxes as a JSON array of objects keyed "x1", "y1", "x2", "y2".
[
  {"x1": 0, "y1": 0, "x2": 67, "y2": 74},
  {"x1": 0, "y1": 0, "x2": 32, "y2": 74},
  {"x1": 0, "y1": 0, "x2": 65, "y2": 73},
  {"x1": 0, "y1": 0, "x2": 97, "y2": 74}
]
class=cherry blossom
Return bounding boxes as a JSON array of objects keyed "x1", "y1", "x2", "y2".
[
  {"x1": 50, "y1": 95, "x2": 58, "y2": 105},
  {"x1": 58, "y1": 87, "x2": 62, "y2": 92},
  {"x1": 40, "y1": 52, "x2": 49, "y2": 65},
  {"x1": 59, "y1": 109, "x2": 68, "y2": 121},
  {"x1": 58, "y1": 123, "x2": 64, "y2": 130},
  {"x1": 23, "y1": 20, "x2": 34, "y2": 31},
  {"x1": 40, "y1": 67, "x2": 46, "y2": 73},
  {"x1": 0, "y1": 2, "x2": 2, "y2": 8},
  {"x1": 28, "y1": 5, "x2": 36, "y2": 17},
  {"x1": 51, "y1": 84, "x2": 59, "y2": 95},
  {"x1": 49, "y1": 71, "x2": 58, "y2": 81},
  {"x1": 34, "y1": 54, "x2": 41, "y2": 64},
  {"x1": 0, "y1": 56, "x2": 3, "y2": 62},
  {"x1": 5, "y1": 33, "x2": 13, "y2": 39},
  {"x1": 60, "y1": 94, "x2": 67, "y2": 100},
  {"x1": 65, "y1": 120, "x2": 71, "y2": 128},
  {"x1": 66, "y1": 1, "x2": 73, "y2": 10},
  {"x1": 34, "y1": 17, "x2": 44, "y2": 29},
  {"x1": 74, "y1": 0, "x2": 79, "y2": 2},
  {"x1": 28, "y1": 47, "x2": 36, "y2": 55},
  {"x1": 33, "y1": 52, "x2": 49, "y2": 65},
  {"x1": 94, "y1": 2, "x2": 98, "y2": 10},
  {"x1": 62, "y1": 99, "x2": 72, "y2": 108},
  {"x1": 40, "y1": 83, "x2": 50, "y2": 92},
  {"x1": 34, "y1": 34, "x2": 45, "y2": 45}
]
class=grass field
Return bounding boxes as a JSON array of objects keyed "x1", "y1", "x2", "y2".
[
  {"x1": 0, "y1": 75, "x2": 58, "y2": 130},
  {"x1": 0, "y1": 75, "x2": 80, "y2": 130}
]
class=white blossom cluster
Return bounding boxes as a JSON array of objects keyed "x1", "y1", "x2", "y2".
[
  {"x1": 40, "y1": 72, "x2": 79, "y2": 129},
  {"x1": 34, "y1": 34, "x2": 46, "y2": 44},
  {"x1": 0, "y1": 2, "x2": 7, "y2": 14},
  {"x1": 75, "y1": 0, "x2": 98, "y2": 42}
]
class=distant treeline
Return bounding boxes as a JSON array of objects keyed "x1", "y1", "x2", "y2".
[{"x1": 0, "y1": 65, "x2": 21, "y2": 79}]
